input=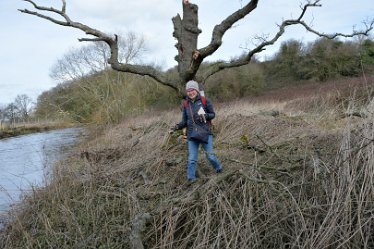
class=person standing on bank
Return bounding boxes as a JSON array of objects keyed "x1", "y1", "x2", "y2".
[{"x1": 171, "y1": 80, "x2": 222, "y2": 182}]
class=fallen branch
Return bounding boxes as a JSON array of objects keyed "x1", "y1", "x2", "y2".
[
  {"x1": 138, "y1": 171, "x2": 150, "y2": 185},
  {"x1": 256, "y1": 135, "x2": 281, "y2": 159},
  {"x1": 129, "y1": 213, "x2": 152, "y2": 249}
]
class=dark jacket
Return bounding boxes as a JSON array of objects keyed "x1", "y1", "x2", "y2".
[{"x1": 176, "y1": 95, "x2": 215, "y2": 140}]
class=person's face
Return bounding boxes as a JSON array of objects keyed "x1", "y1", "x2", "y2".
[{"x1": 186, "y1": 89, "x2": 198, "y2": 99}]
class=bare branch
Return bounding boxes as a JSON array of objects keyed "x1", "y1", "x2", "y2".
[
  {"x1": 202, "y1": 0, "x2": 373, "y2": 82},
  {"x1": 299, "y1": 19, "x2": 374, "y2": 39},
  {"x1": 19, "y1": 0, "x2": 177, "y2": 92},
  {"x1": 62, "y1": 0, "x2": 66, "y2": 13},
  {"x1": 78, "y1": 38, "x2": 107, "y2": 42},
  {"x1": 18, "y1": 8, "x2": 68, "y2": 26},
  {"x1": 198, "y1": 0, "x2": 259, "y2": 59},
  {"x1": 20, "y1": 0, "x2": 72, "y2": 23}
]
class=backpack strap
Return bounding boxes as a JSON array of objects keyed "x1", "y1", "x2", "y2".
[
  {"x1": 183, "y1": 99, "x2": 189, "y2": 109},
  {"x1": 200, "y1": 96, "x2": 213, "y2": 126},
  {"x1": 200, "y1": 95, "x2": 207, "y2": 107}
]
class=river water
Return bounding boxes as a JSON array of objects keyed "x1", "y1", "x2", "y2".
[{"x1": 0, "y1": 127, "x2": 85, "y2": 213}]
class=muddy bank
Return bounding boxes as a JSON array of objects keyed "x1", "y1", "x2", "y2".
[
  {"x1": 0, "y1": 126, "x2": 50, "y2": 139},
  {"x1": 0, "y1": 123, "x2": 78, "y2": 139}
]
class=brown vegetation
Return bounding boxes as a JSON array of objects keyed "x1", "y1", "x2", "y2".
[
  {"x1": 0, "y1": 121, "x2": 76, "y2": 139},
  {"x1": 1, "y1": 76, "x2": 374, "y2": 248}
]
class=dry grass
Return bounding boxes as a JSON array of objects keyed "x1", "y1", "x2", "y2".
[
  {"x1": 0, "y1": 121, "x2": 76, "y2": 139},
  {"x1": 1, "y1": 76, "x2": 374, "y2": 248}
]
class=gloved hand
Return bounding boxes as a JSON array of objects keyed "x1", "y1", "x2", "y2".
[
  {"x1": 199, "y1": 114, "x2": 207, "y2": 123},
  {"x1": 193, "y1": 114, "x2": 207, "y2": 123},
  {"x1": 169, "y1": 124, "x2": 179, "y2": 134}
]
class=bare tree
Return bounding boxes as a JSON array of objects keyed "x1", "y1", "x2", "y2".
[
  {"x1": 14, "y1": 94, "x2": 34, "y2": 121},
  {"x1": 0, "y1": 104, "x2": 6, "y2": 128},
  {"x1": 3, "y1": 103, "x2": 19, "y2": 124},
  {"x1": 19, "y1": 0, "x2": 373, "y2": 95},
  {"x1": 50, "y1": 32, "x2": 147, "y2": 83}
]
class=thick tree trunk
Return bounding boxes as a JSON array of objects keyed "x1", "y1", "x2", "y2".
[{"x1": 172, "y1": 2, "x2": 201, "y2": 84}]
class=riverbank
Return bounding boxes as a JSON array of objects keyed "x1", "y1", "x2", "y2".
[{"x1": 0, "y1": 122, "x2": 78, "y2": 139}]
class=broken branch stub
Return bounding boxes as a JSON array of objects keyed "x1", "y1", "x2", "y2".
[{"x1": 173, "y1": 2, "x2": 202, "y2": 82}]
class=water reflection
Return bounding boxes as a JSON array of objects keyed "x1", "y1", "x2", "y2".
[{"x1": 0, "y1": 127, "x2": 85, "y2": 212}]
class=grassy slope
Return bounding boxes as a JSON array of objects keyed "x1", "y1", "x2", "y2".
[{"x1": 1, "y1": 76, "x2": 374, "y2": 248}]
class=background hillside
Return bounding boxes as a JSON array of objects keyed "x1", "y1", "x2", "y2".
[{"x1": 1, "y1": 72, "x2": 374, "y2": 248}]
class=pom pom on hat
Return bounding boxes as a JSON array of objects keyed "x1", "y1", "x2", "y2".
[{"x1": 186, "y1": 80, "x2": 199, "y2": 92}]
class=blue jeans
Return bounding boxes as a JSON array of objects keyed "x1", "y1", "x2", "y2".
[{"x1": 187, "y1": 135, "x2": 222, "y2": 180}]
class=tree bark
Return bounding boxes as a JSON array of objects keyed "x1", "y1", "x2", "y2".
[{"x1": 172, "y1": 2, "x2": 201, "y2": 82}]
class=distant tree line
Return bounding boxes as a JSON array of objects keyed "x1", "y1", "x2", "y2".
[
  {"x1": 33, "y1": 36, "x2": 374, "y2": 124},
  {"x1": 205, "y1": 37, "x2": 374, "y2": 99},
  {"x1": 265, "y1": 38, "x2": 374, "y2": 81},
  {"x1": 0, "y1": 94, "x2": 34, "y2": 125}
]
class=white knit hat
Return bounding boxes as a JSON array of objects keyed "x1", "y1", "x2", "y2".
[{"x1": 185, "y1": 80, "x2": 199, "y2": 92}]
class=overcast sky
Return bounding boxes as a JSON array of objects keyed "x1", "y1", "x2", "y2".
[{"x1": 0, "y1": 0, "x2": 372, "y2": 105}]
